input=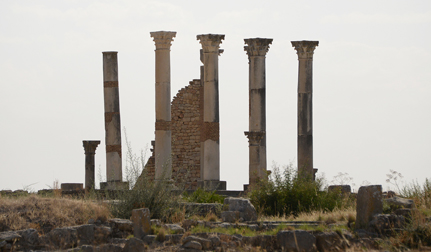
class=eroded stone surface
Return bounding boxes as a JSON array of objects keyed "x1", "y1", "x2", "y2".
[
  {"x1": 355, "y1": 185, "x2": 383, "y2": 229},
  {"x1": 277, "y1": 230, "x2": 317, "y2": 252},
  {"x1": 131, "y1": 208, "x2": 151, "y2": 239},
  {"x1": 223, "y1": 197, "x2": 257, "y2": 221}
]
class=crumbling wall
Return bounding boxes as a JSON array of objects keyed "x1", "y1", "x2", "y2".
[
  {"x1": 171, "y1": 79, "x2": 202, "y2": 188},
  {"x1": 138, "y1": 79, "x2": 202, "y2": 189}
]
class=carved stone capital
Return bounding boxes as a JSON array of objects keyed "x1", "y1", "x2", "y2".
[
  {"x1": 197, "y1": 34, "x2": 225, "y2": 53},
  {"x1": 244, "y1": 38, "x2": 273, "y2": 57},
  {"x1": 83, "y1": 140, "x2": 100, "y2": 155},
  {"x1": 150, "y1": 31, "x2": 176, "y2": 50},
  {"x1": 244, "y1": 131, "x2": 265, "y2": 145},
  {"x1": 291, "y1": 41, "x2": 319, "y2": 59}
]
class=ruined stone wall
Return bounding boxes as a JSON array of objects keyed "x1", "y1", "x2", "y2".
[
  {"x1": 171, "y1": 79, "x2": 202, "y2": 189},
  {"x1": 138, "y1": 79, "x2": 201, "y2": 189}
]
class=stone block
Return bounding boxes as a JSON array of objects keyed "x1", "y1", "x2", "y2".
[
  {"x1": 355, "y1": 185, "x2": 383, "y2": 229},
  {"x1": 47, "y1": 227, "x2": 78, "y2": 249},
  {"x1": 277, "y1": 230, "x2": 317, "y2": 252},
  {"x1": 123, "y1": 237, "x2": 146, "y2": 252},
  {"x1": 223, "y1": 197, "x2": 257, "y2": 221},
  {"x1": 384, "y1": 196, "x2": 415, "y2": 209},
  {"x1": 315, "y1": 232, "x2": 345, "y2": 252},
  {"x1": 221, "y1": 211, "x2": 240, "y2": 223},
  {"x1": 163, "y1": 224, "x2": 184, "y2": 234},
  {"x1": 369, "y1": 214, "x2": 405, "y2": 234},
  {"x1": 131, "y1": 208, "x2": 151, "y2": 239}
]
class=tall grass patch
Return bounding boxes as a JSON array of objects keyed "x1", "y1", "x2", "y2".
[{"x1": 248, "y1": 163, "x2": 350, "y2": 217}]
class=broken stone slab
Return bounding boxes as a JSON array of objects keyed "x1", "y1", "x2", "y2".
[
  {"x1": 163, "y1": 223, "x2": 185, "y2": 234},
  {"x1": 182, "y1": 235, "x2": 212, "y2": 250},
  {"x1": 47, "y1": 227, "x2": 78, "y2": 249},
  {"x1": 384, "y1": 196, "x2": 415, "y2": 209},
  {"x1": 94, "y1": 226, "x2": 112, "y2": 244},
  {"x1": 143, "y1": 235, "x2": 156, "y2": 245},
  {"x1": 131, "y1": 208, "x2": 151, "y2": 239},
  {"x1": 221, "y1": 211, "x2": 240, "y2": 223},
  {"x1": 109, "y1": 218, "x2": 133, "y2": 232},
  {"x1": 15, "y1": 228, "x2": 40, "y2": 250},
  {"x1": 0, "y1": 231, "x2": 21, "y2": 242},
  {"x1": 355, "y1": 185, "x2": 383, "y2": 229},
  {"x1": 369, "y1": 214, "x2": 406, "y2": 235},
  {"x1": 315, "y1": 231, "x2": 346, "y2": 252},
  {"x1": 277, "y1": 230, "x2": 317, "y2": 252},
  {"x1": 74, "y1": 224, "x2": 95, "y2": 245},
  {"x1": 123, "y1": 237, "x2": 146, "y2": 252},
  {"x1": 183, "y1": 240, "x2": 202, "y2": 250},
  {"x1": 223, "y1": 197, "x2": 257, "y2": 221}
]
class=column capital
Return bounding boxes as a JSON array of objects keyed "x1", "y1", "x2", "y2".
[
  {"x1": 83, "y1": 140, "x2": 101, "y2": 155},
  {"x1": 244, "y1": 38, "x2": 273, "y2": 57},
  {"x1": 197, "y1": 34, "x2": 225, "y2": 53},
  {"x1": 244, "y1": 131, "x2": 265, "y2": 145},
  {"x1": 150, "y1": 31, "x2": 176, "y2": 50},
  {"x1": 291, "y1": 41, "x2": 319, "y2": 59}
]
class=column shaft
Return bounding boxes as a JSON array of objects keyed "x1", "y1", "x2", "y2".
[
  {"x1": 197, "y1": 34, "x2": 224, "y2": 185},
  {"x1": 83, "y1": 141, "x2": 100, "y2": 191},
  {"x1": 291, "y1": 41, "x2": 318, "y2": 179},
  {"x1": 103, "y1": 52, "x2": 122, "y2": 182},
  {"x1": 151, "y1": 31, "x2": 176, "y2": 180},
  {"x1": 244, "y1": 38, "x2": 272, "y2": 186}
]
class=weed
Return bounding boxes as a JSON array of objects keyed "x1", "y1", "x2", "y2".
[
  {"x1": 248, "y1": 163, "x2": 351, "y2": 218},
  {"x1": 156, "y1": 227, "x2": 167, "y2": 242},
  {"x1": 182, "y1": 188, "x2": 225, "y2": 204}
]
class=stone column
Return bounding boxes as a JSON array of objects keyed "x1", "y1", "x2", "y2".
[
  {"x1": 197, "y1": 34, "x2": 226, "y2": 190},
  {"x1": 83, "y1": 140, "x2": 100, "y2": 191},
  {"x1": 244, "y1": 38, "x2": 272, "y2": 187},
  {"x1": 291, "y1": 41, "x2": 319, "y2": 179},
  {"x1": 150, "y1": 31, "x2": 176, "y2": 180},
  {"x1": 102, "y1": 51, "x2": 124, "y2": 188}
]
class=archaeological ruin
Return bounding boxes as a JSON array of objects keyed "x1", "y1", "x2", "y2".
[{"x1": 80, "y1": 32, "x2": 320, "y2": 190}]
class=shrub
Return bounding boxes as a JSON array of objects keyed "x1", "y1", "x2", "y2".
[
  {"x1": 248, "y1": 163, "x2": 349, "y2": 217},
  {"x1": 109, "y1": 133, "x2": 183, "y2": 222},
  {"x1": 182, "y1": 188, "x2": 225, "y2": 204}
]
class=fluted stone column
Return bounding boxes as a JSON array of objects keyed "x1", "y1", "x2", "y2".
[
  {"x1": 291, "y1": 41, "x2": 319, "y2": 179},
  {"x1": 102, "y1": 51, "x2": 124, "y2": 188},
  {"x1": 244, "y1": 38, "x2": 272, "y2": 187},
  {"x1": 150, "y1": 31, "x2": 176, "y2": 180},
  {"x1": 83, "y1": 140, "x2": 100, "y2": 191},
  {"x1": 197, "y1": 34, "x2": 226, "y2": 190}
]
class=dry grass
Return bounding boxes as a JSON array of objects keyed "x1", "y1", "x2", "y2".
[
  {"x1": 259, "y1": 206, "x2": 356, "y2": 224},
  {"x1": 0, "y1": 194, "x2": 111, "y2": 234}
]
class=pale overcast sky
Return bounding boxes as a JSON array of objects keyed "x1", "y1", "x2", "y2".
[{"x1": 1, "y1": 0, "x2": 430, "y2": 192}]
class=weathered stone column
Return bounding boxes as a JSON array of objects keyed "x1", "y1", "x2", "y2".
[
  {"x1": 197, "y1": 34, "x2": 226, "y2": 190},
  {"x1": 244, "y1": 38, "x2": 272, "y2": 187},
  {"x1": 291, "y1": 41, "x2": 319, "y2": 179},
  {"x1": 102, "y1": 51, "x2": 123, "y2": 187},
  {"x1": 150, "y1": 31, "x2": 176, "y2": 180},
  {"x1": 83, "y1": 140, "x2": 100, "y2": 191}
]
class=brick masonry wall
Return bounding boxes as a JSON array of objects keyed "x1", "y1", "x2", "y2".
[{"x1": 138, "y1": 79, "x2": 201, "y2": 189}]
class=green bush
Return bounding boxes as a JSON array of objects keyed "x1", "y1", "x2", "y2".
[
  {"x1": 248, "y1": 163, "x2": 349, "y2": 217},
  {"x1": 182, "y1": 188, "x2": 225, "y2": 204}
]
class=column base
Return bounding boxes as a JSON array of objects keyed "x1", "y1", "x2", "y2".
[
  {"x1": 197, "y1": 180, "x2": 226, "y2": 190},
  {"x1": 100, "y1": 181, "x2": 129, "y2": 190}
]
